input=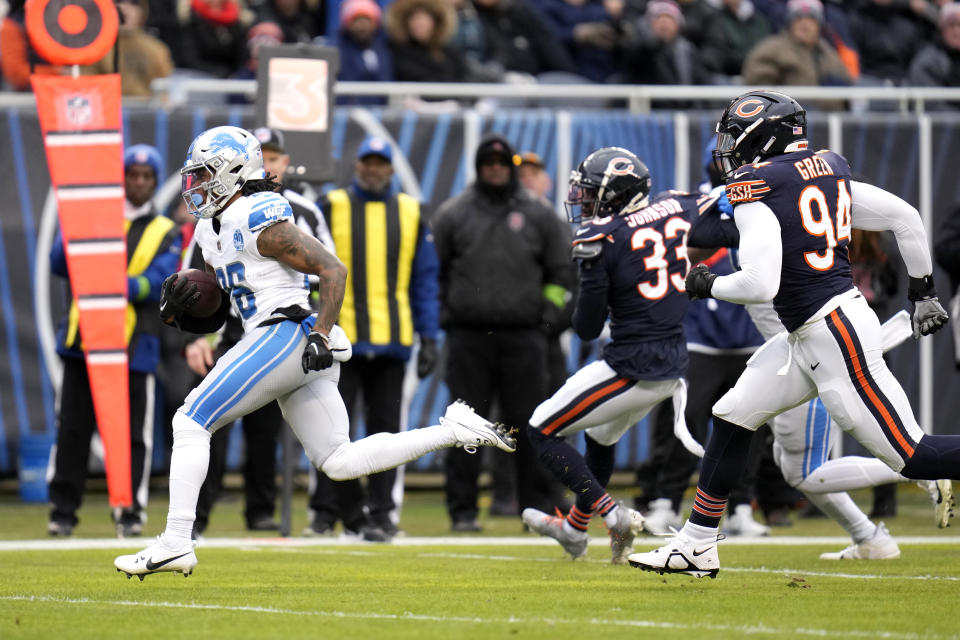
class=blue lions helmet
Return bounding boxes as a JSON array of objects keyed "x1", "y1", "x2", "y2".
[{"x1": 180, "y1": 126, "x2": 265, "y2": 219}]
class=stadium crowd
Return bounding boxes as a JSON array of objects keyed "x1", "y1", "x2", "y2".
[{"x1": 3, "y1": 0, "x2": 960, "y2": 104}]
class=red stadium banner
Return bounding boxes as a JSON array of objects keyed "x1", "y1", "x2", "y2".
[{"x1": 31, "y1": 74, "x2": 131, "y2": 509}]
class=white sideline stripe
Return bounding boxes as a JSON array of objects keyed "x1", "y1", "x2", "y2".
[
  {"x1": 2, "y1": 535, "x2": 959, "y2": 552},
  {"x1": 45, "y1": 133, "x2": 122, "y2": 146},
  {"x1": 0, "y1": 595, "x2": 939, "y2": 640},
  {"x1": 66, "y1": 241, "x2": 125, "y2": 254},
  {"x1": 85, "y1": 353, "x2": 128, "y2": 365},
  {"x1": 77, "y1": 297, "x2": 126, "y2": 310},
  {"x1": 57, "y1": 186, "x2": 125, "y2": 200}
]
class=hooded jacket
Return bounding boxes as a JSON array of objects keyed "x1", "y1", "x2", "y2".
[{"x1": 432, "y1": 134, "x2": 573, "y2": 329}]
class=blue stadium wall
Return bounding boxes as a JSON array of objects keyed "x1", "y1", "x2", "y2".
[{"x1": 1, "y1": 104, "x2": 958, "y2": 478}]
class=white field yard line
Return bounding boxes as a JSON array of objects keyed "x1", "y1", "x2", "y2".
[
  {"x1": 274, "y1": 548, "x2": 960, "y2": 582},
  {"x1": 0, "y1": 594, "x2": 948, "y2": 640},
  {"x1": 3, "y1": 538, "x2": 959, "y2": 583},
  {"x1": 1, "y1": 535, "x2": 959, "y2": 552}
]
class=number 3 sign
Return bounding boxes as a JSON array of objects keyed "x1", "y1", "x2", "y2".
[{"x1": 255, "y1": 45, "x2": 340, "y2": 183}]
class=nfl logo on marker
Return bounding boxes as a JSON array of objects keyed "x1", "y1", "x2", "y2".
[{"x1": 65, "y1": 95, "x2": 92, "y2": 126}]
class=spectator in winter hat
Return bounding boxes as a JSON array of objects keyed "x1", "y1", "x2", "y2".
[
  {"x1": 386, "y1": 0, "x2": 485, "y2": 82},
  {"x1": 228, "y1": 21, "x2": 283, "y2": 103},
  {"x1": 332, "y1": 0, "x2": 393, "y2": 103},
  {"x1": 742, "y1": 0, "x2": 852, "y2": 109},
  {"x1": 620, "y1": 0, "x2": 710, "y2": 97}
]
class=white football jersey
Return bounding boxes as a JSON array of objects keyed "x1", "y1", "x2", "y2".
[{"x1": 194, "y1": 191, "x2": 312, "y2": 334}]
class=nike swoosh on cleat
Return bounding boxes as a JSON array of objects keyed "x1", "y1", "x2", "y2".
[
  {"x1": 691, "y1": 546, "x2": 714, "y2": 557},
  {"x1": 145, "y1": 552, "x2": 191, "y2": 571}
]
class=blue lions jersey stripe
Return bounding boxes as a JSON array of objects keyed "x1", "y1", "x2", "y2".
[
  {"x1": 801, "y1": 398, "x2": 832, "y2": 478},
  {"x1": 185, "y1": 323, "x2": 298, "y2": 427},
  {"x1": 248, "y1": 192, "x2": 293, "y2": 233}
]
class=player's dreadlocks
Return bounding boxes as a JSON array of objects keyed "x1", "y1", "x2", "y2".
[{"x1": 241, "y1": 172, "x2": 283, "y2": 195}]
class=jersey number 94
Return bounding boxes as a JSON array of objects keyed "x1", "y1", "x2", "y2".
[{"x1": 800, "y1": 180, "x2": 852, "y2": 271}]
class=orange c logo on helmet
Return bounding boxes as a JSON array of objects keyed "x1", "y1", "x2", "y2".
[
  {"x1": 734, "y1": 99, "x2": 765, "y2": 118},
  {"x1": 607, "y1": 157, "x2": 634, "y2": 176}
]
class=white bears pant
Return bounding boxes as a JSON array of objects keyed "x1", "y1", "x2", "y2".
[
  {"x1": 715, "y1": 293, "x2": 924, "y2": 472},
  {"x1": 529, "y1": 359, "x2": 684, "y2": 446}
]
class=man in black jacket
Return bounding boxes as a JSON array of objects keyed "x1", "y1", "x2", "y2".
[{"x1": 432, "y1": 133, "x2": 574, "y2": 531}]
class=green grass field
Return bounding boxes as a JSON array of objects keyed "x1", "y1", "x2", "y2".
[{"x1": 2, "y1": 484, "x2": 959, "y2": 639}]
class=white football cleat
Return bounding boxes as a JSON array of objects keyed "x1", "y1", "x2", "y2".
[
  {"x1": 722, "y1": 504, "x2": 771, "y2": 538},
  {"x1": 522, "y1": 507, "x2": 588, "y2": 560},
  {"x1": 642, "y1": 498, "x2": 681, "y2": 536},
  {"x1": 114, "y1": 535, "x2": 198, "y2": 580},
  {"x1": 628, "y1": 529, "x2": 721, "y2": 579},
  {"x1": 440, "y1": 400, "x2": 517, "y2": 453},
  {"x1": 608, "y1": 505, "x2": 646, "y2": 565},
  {"x1": 819, "y1": 522, "x2": 900, "y2": 560},
  {"x1": 918, "y1": 480, "x2": 954, "y2": 528}
]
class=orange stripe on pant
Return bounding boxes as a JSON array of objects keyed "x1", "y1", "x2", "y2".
[
  {"x1": 828, "y1": 310, "x2": 915, "y2": 458},
  {"x1": 542, "y1": 378, "x2": 631, "y2": 436}
]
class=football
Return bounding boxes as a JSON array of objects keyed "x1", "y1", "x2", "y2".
[{"x1": 176, "y1": 269, "x2": 223, "y2": 318}]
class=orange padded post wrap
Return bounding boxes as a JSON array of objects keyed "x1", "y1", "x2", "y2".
[{"x1": 32, "y1": 73, "x2": 131, "y2": 509}]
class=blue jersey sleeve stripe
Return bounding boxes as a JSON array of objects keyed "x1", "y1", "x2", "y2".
[{"x1": 248, "y1": 196, "x2": 294, "y2": 233}]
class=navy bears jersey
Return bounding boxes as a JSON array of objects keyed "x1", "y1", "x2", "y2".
[
  {"x1": 572, "y1": 190, "x2": 734, "y2": 380},
  {"x1": 726, "y1": 149, "x2": 854, "y2": 332}
]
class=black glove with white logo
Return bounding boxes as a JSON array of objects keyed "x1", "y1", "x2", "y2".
[
  {"x1": 159, "y1": 273, "x2": 200, "y2": 324},
  {"x1": 301, "y1": 332, "x2": 334, "y2": 372},
  {"x1": 908, "y1": 275, "x2": 949, "y2": 339},
  {"x1": 685, "y1": 264, "x2": 717, "y2": 301}
]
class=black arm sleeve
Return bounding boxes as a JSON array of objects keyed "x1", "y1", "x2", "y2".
[
  {"x1": 571, "y1": 259, "x2": 609, "y2": 341},
  {"x1": 688, "y1": 214, "x2": 740, "y2": 249},
  {"x1": 175, "y1": 290, "x2": 230, "y2": 334}
]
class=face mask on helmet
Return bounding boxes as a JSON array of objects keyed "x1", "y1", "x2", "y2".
[
  {"x1": 180, "y1": 126, "x2": 265, "y2": 219},
  {"x1": 712, "y1": 91, "x2": 807, "y2": 183},
  {"x1": 565, "y1": 174, "x2": 600, "y2": 224}
]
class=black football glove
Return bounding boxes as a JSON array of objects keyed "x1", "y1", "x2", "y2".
[
  {"x1": 302, "y1": 332, "x2": 334, "y2": 372},
  {"x1": 417, "y1": 337, "x2": 439, "y2": 378},
  {"x1": 685, "y1": 264, "x2": 717, "y2": 300},
  {"x1": 908, "y1": 275, "x2": 949, "y2": 339},
  {"x1": 159, "y1": 273, "x2": 200, "y2": 323}
]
